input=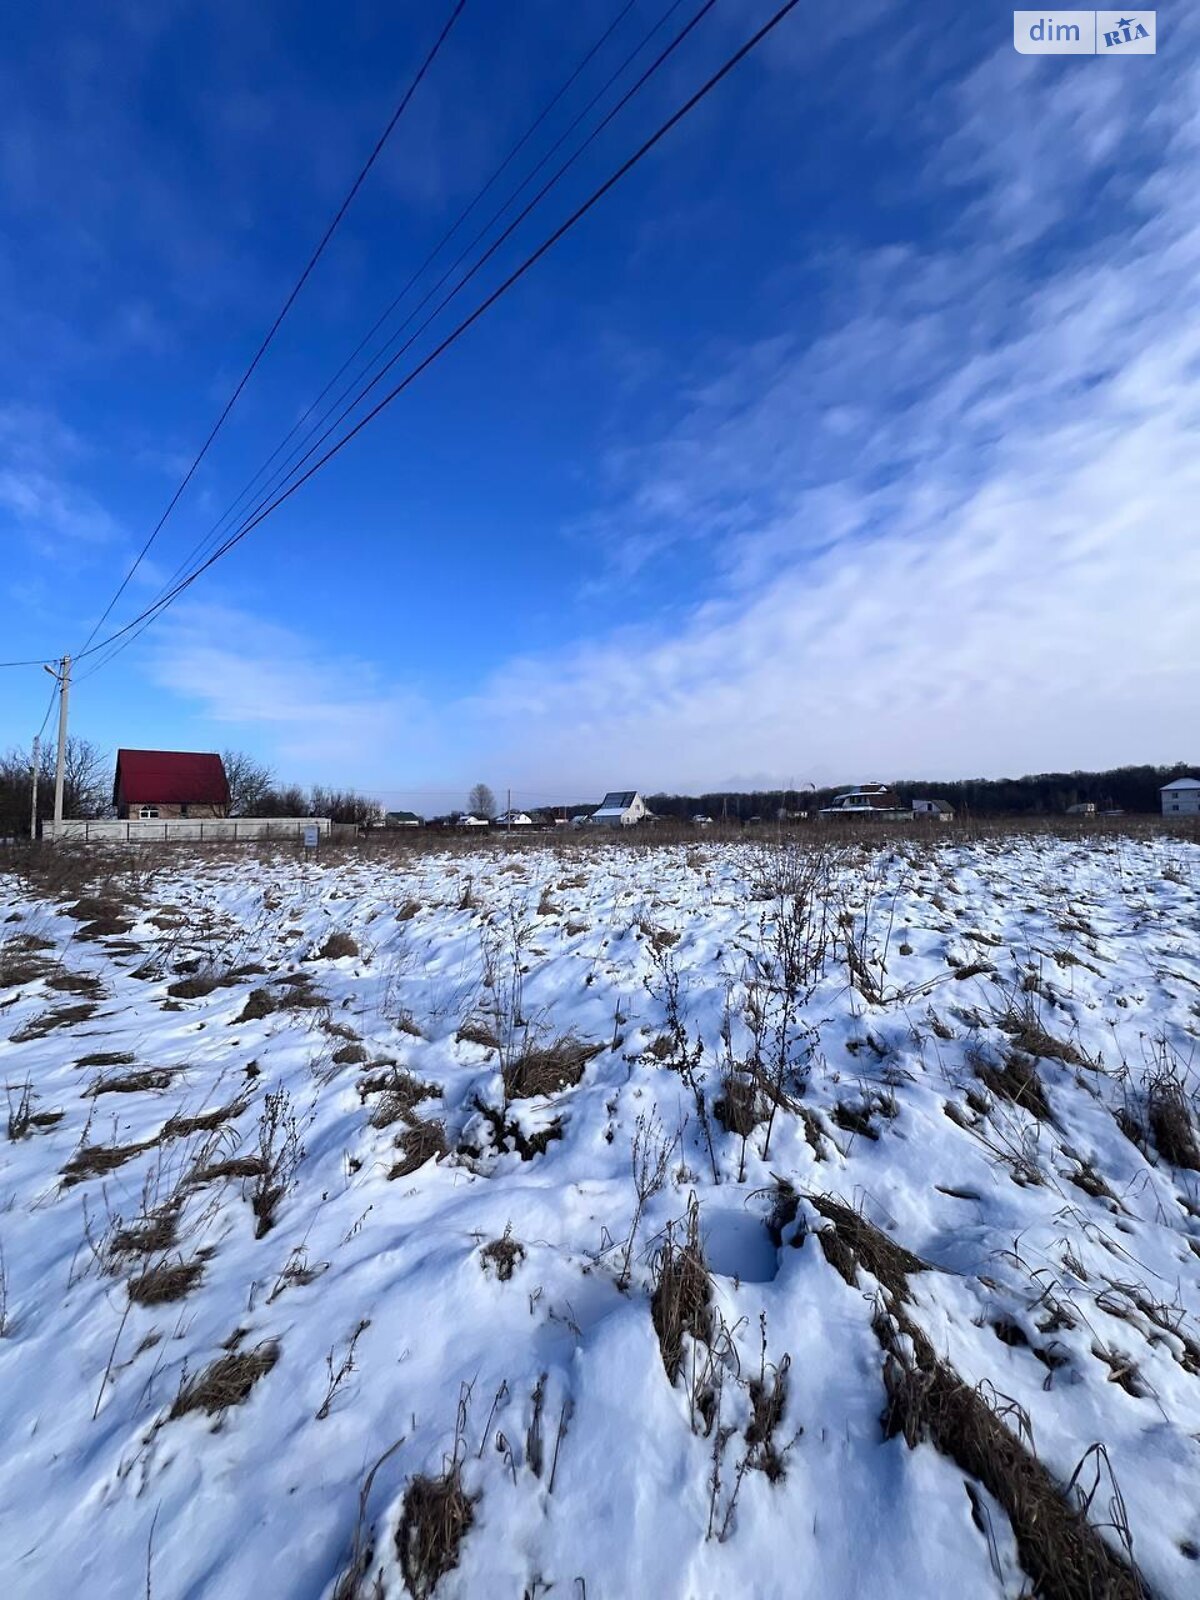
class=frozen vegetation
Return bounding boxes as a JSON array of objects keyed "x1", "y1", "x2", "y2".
[{"x1": 1, "y1": 828, "x2": 1199, "y2": 1599}]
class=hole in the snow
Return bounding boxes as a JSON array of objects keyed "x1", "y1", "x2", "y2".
[{"x1": 701, "y1": 1207, "x2": 778, "y2": 1283}]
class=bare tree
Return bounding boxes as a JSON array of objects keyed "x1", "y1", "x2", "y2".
[
  {"x1": 310, "y1": 787, "x2": 384, "y2": 827},
  {"x1": 468, "y1": 783, "x2": 496, "y2": 819},
  {"x1": 0, "y1": 737, "x2": 109, "y2": 836},
  {"x1": 222, "y1": 750, "x2": 275, "y2": 816}
]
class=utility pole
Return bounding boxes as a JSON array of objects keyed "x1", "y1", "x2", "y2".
[
  {"x1": 506, "y1": 787, "x2": 512, "y2": 837},
  {"x1": 44, "y1": 655, "x2": 71, "y2": 827},
  {"x1": 30, "y1": 734, "x2": 40, "y2": 840}
]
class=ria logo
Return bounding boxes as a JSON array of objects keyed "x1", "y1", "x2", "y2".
[
  {"x1": 1098, "y1": 12, "x2": 1153, "y2": 49},
  {"x1": 1013, "y1": 11, "x2": 1156, "y2": 54}
]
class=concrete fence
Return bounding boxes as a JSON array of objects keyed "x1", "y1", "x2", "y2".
[{"x1": 43, "y1": 816, "x2": 332, "y2": 845}]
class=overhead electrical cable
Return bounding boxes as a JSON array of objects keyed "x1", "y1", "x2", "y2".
[
  {"x1": 72, "y1": 0, "x2": 469, "y2": 659},
  {"x1": 138, "y1": 0, "x2": 687, "y2": 628},
  {"x1": 73, "y1": 0, "x2": 803, "y2": 674}
]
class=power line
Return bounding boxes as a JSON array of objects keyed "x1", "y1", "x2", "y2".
[
  {"x1": 77, "y1": 0, "x2": 804, "y2": 673},
  {"x1": 73, "y1": 0, "x2": 469, "y2": 659},
  {"x1": 133, "y1": 0, "x2": 683, "y2": 641},
  {"x1": 74, "y1": 0, "x2": 732, "y2": 677}
]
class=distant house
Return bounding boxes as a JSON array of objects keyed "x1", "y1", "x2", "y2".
[
  {"x1": 1161, "y1": 778, "x2": 1200, "y2": 816},
  {"x1": 691, "y1": 814, "x2": 713, "y2": 827},
  {"x1": 1065, "y1": 801, "x2": 1096, "y2": 816},
  {"x1": 912, "y1": 798, "x2": 954, "y2": 821},
  {"x1": 113, "y1": 749, "x2": 230, "y2": 821},
  {"x1": 588, "y1": 791, "x2": 649, "y2": 828},
  {"x1": 495, "y1": 810, "x2": 534, "y2": 828},
  {"x1": 384, "y1": 811, "x2": 422, "y2": 828},
  {"x1": 819, "y1": 784, "x2": 910, "y2": 820},
  {"x1": 457, "y1": 814, "x2": 490, "y2": 828}
]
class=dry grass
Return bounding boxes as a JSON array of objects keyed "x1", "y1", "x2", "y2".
[
  {"x1": 455, "y1": 1018, "x2": 500, "y2": 1050},
  {"x1": 974, "y1": 1051, "x2": 1054, "y2": 1122},
  {"x1": 186, "y1": 1154, "x2": 267, "y2": 1186},
  {"x1": 882, "y1": 1354, "x2": 1143, "y2": 1600},
  {"x1": 127, "y1": 1256, "x2": 205, "y2": 1305},
  {"x1": 75, "y1": 1049, "x2": 135, "y2": 1069},
  {"x1": 464, "y1": 1100, "x2": 563, "y2": 1163},
  {"x1": 651, "y1": 1200, "x2": 713, "y2": 1384},
  {"x1": 396, "y1": 1467, "x2": 476, "y2": 1600},
  {"x1": 363, "y1": 1070, "x2": 441, "y2": 1130},
  {"x1": 109, "y1": 1210, "x2": 179, "y2": 1258},
  {"x1": 46, "y1": 971, "x2": 105, "y2": 997},
  {"x1": 62, "y1": 1138, "x2": 154, "y2": 1186},
  {"x1": 169, "y1": 1340, "x2": 280, "y2": 1419},
  {"x1": 480, "y1": 1228, "x2": 525, "y2": 1281},
  {"x1": 162, "y1": 1099, "x2": 247, "y2": 1138},
  {"x1": 996, "y1": 1000, "x2": 1085, "y2": 1066},
  {"x1": 811, "y1": 1195, "x2": 928, "y2": 1299},
  {"x1": 714, "y1": 1073, "x2": 764, "y2": 1137},
  {"x1": 85, "y1": 1067, "x2": 177, "y2": 1096},
  {"x1": 166, "y1": 974, "x2": 223, "y2": 1000},
  {"x1": 390, "y1": 1118, "x2": 448, "y2": 1179},
  {"x1": 10, "y1": 1002, "x2": 99, "y2": 1041},
  {"x1": 237, "y1": 987, "x2": 277, "y2": 1022},
  {"x1": 502, "y1": 1034, "x2": 601, "y2": 1100},
  {"x1": 319, "y1": 932, "x2": 359, "y2": 960},
  {"x1": 1146, "y1": 1072, "x2": 1200, "y2": 1171}
]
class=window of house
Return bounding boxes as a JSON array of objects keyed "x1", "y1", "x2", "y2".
[
  {"x1": 180, "y1": 805, "x2": 189, "y2": 818},
  {"x1": 139, "y1": 806, "x2": 159, "y2": 820}
]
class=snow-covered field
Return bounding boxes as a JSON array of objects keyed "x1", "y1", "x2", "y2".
[{"x1": 2, "y1": 830, "x2": 1199, "y2": 1600}]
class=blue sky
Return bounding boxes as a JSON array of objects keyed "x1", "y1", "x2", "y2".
[{"x1": 1, "y1": 1, "x2": 1195, "y2": 811}]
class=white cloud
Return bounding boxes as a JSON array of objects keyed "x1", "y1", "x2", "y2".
[
  {"x1": 455, "y1": 43, "x2": 1200, "y2": 789},
  {"x1": 149, "y1": 603, "x2": 443, "y2": 780}
]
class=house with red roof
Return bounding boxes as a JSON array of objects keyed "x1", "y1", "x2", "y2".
[{"x1": 113, "y1": 749, "x2": 231, "y2": 821}]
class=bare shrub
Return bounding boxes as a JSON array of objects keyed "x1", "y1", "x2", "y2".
[
  {"x1": 169, "y1": 1340, "x2": 280, "y2": 1419},
  {"x1": 316, "y1": 1318, "x2": 371, "y2": 1420},
  {"x1": 619, "y1": 1111, "x2": 681, "y2": 1288},
  {"x1": 320, "y1": 932, "x2": 359, "y2": 960},
  {"x1": 396, "y1": 1466, "x2": 476, "y2": 1600},
  {"x1": 249, "y1": 1088, "x2": 304, "y2": 1237}
]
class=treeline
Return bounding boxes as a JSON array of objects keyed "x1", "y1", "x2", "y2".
[
  {"x1": 0, "y1": 738, "x2": 110, "y2": 839},
  {"x1": 648, "y1": 763, "x2": 1199, "y2": 820},
  {"x1": 220, "y1": 754, "x2": 381, "y2": 825}
]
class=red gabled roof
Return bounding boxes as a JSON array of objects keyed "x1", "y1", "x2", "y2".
[{"x1": 114, "y1": 749, "x2": 230, "y2": 807}]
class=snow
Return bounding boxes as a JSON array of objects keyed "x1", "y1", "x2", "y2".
[{"x1": 1, "y1": 830, "x2": 1199, "y2": 1598}]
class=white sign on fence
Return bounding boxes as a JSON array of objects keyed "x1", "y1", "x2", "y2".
[{"x1": 303, "y1": 824, "x2": 319, "y2": 850}]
